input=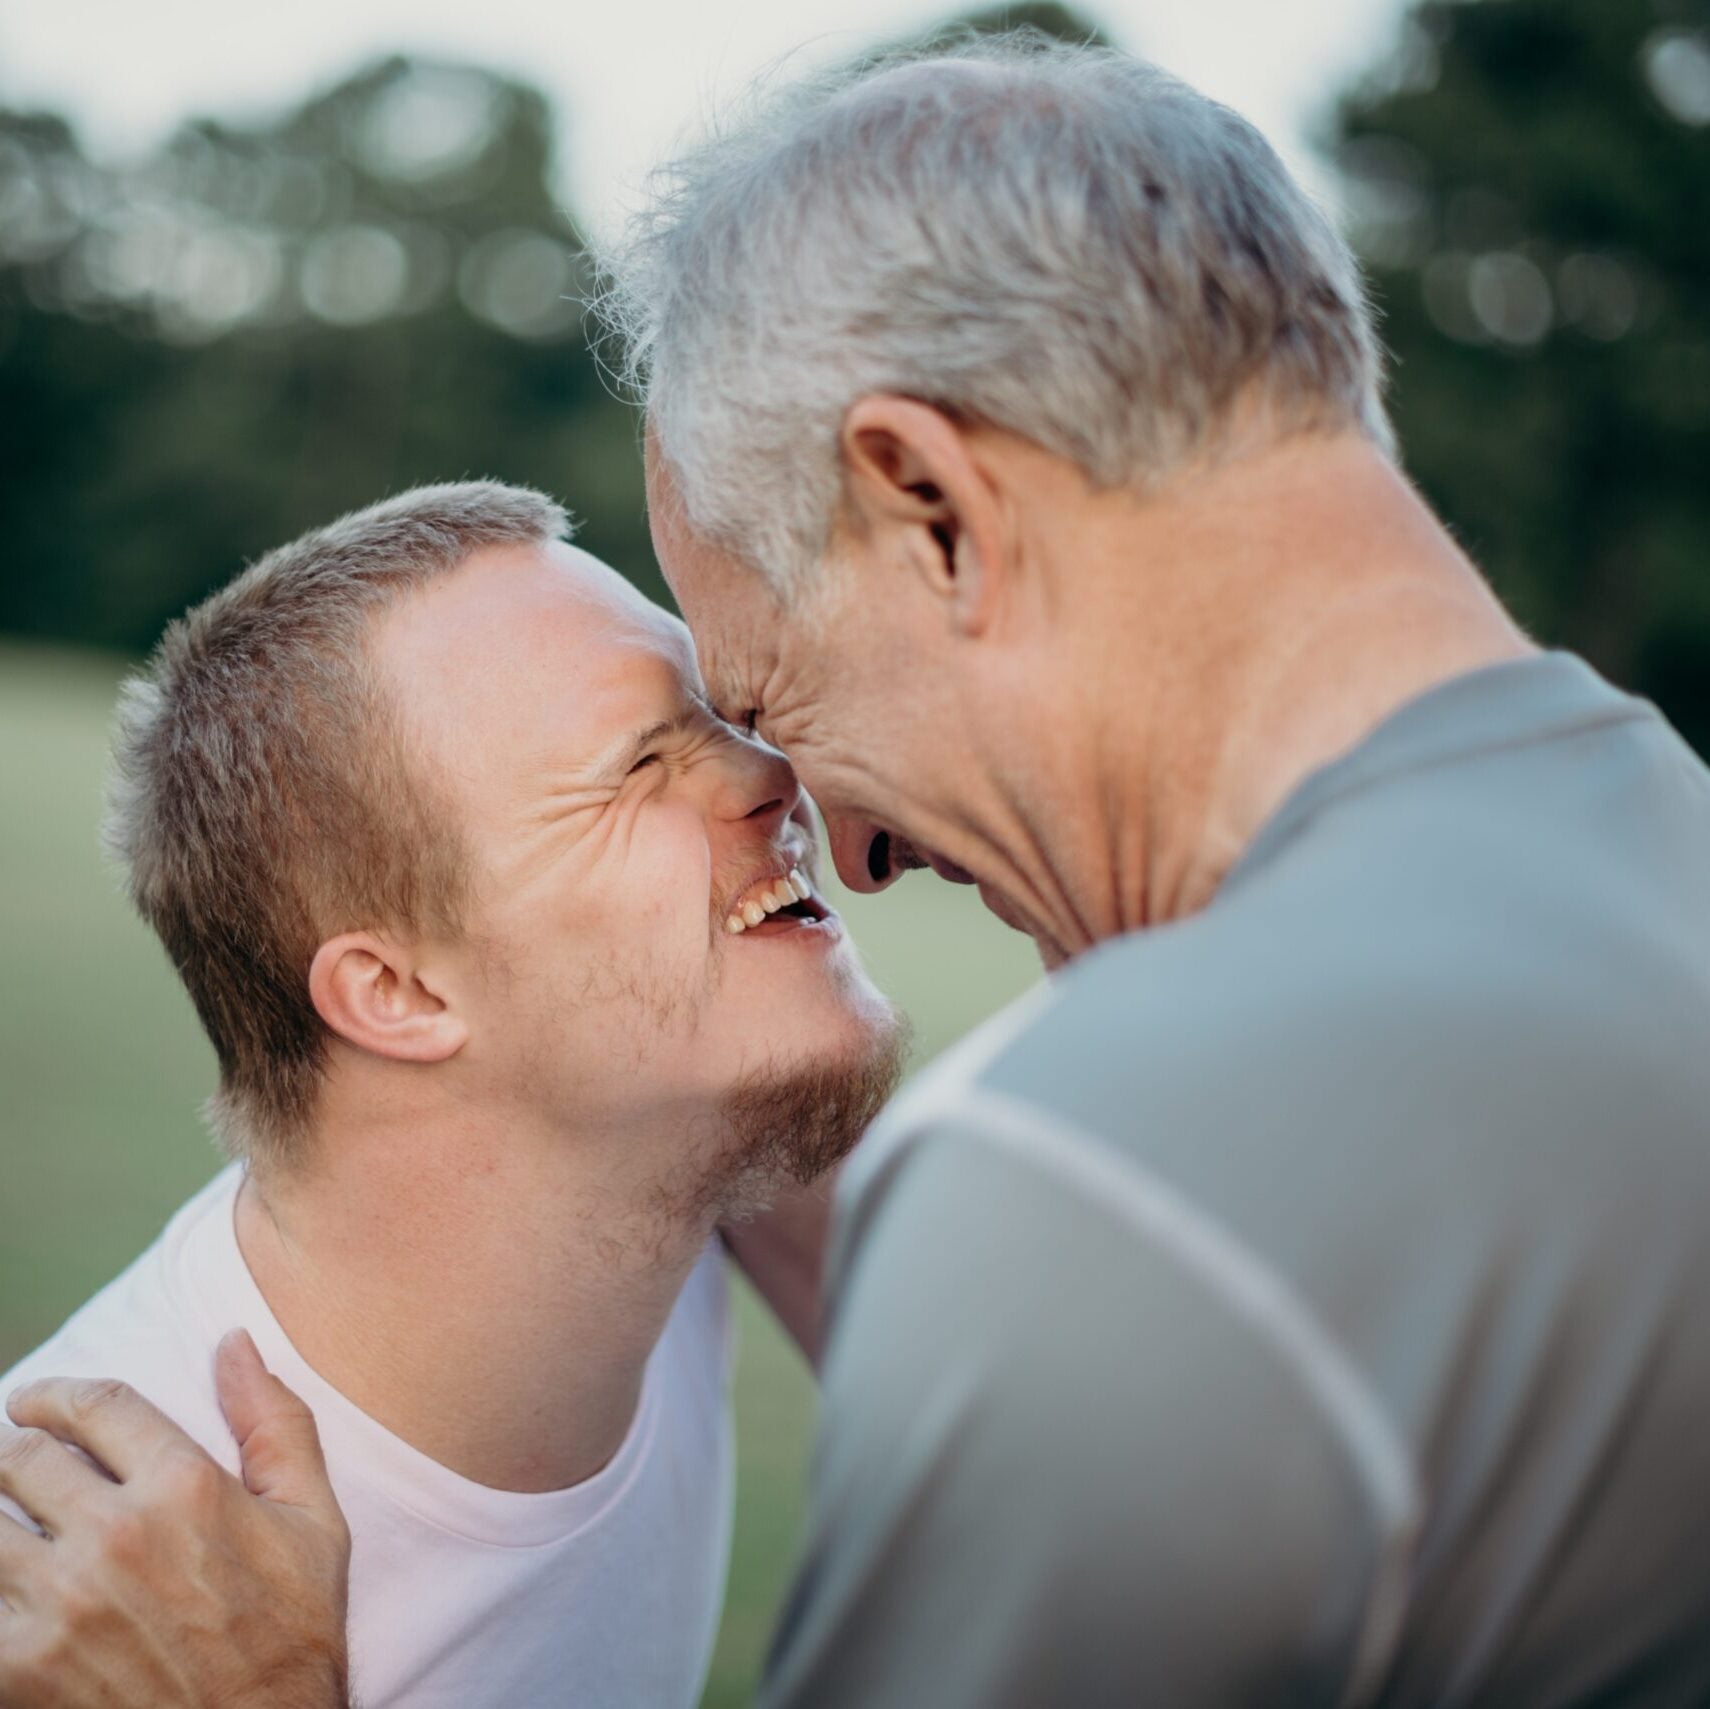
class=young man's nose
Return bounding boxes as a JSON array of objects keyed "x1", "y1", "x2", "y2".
[{"x1": 717, "y1": 737, "x2": 802, "y2": 832}]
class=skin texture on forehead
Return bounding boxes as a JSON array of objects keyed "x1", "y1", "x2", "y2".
[
  {"x1": 375, "y1": 541, "x2": 701, "y2": 818},
  {"x1": 642, "y1": 448, "x2": 779, "y2": 722}
]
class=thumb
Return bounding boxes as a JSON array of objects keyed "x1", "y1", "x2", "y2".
[{"x1": 215, "y1": 1329, "x2": 338, "y2": 1515}]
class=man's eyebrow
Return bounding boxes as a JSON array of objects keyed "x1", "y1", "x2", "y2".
[{"x1": 593, "y1": 704, "x2": 704, "y2": 778}]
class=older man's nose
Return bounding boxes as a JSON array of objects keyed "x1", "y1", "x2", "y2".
[{"x1": 826, "y1": 814, "x2": 906, "y2": 894}]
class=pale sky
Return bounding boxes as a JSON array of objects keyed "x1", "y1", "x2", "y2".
[{"x1": 0, "y1": 0, "x2": 1411, "y2": 239}]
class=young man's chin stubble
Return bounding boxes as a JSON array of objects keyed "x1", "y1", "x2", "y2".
[{"x1": 677, "y1": 1006, "x2": 912, "y2": 1225}]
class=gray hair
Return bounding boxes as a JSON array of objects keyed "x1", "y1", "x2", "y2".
[
  {"x1": 106, "y1": 480, "x2": 571, "y2": 1171},
  {"x1": 597, "y1": 31, "x2": 1393, "y2": 594}
]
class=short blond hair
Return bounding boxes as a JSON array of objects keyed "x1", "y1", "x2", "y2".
[{"x1": 106, "y1": 481, "x2": 571, "y2": 1169}]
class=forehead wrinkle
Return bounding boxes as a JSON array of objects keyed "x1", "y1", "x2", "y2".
[{"x1": 698, "y1": 620, "x2": 768, "y2": 720}]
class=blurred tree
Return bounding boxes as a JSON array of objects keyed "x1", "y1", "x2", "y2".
[
  {"x1": 6, "y1": 1, "x2": 1705, "y2": 773},
  {"x1": 921, "y1": 2, "x2": 1113, "y2": 46},
  {"x1": 1332, "y1": 0, "x2": 1710, "y2": 754},
  {"x1": 0, "y1": 58, "x2": 656, "y2": 655},
  {"x1": 0, "y1": 12, "x2": 1116, "y2": 665}
]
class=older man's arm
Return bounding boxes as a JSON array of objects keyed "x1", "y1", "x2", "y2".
[
  {"x1": 720, "y1": 1171, "x2": 838, "y2": 1367},
  {"x1": 0, "y1": 1333, "x2": 351, "y2": 1709}
]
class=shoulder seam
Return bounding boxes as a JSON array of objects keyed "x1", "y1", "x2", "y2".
[
  {"x1": 1233, "y1": 699, "x2": 1653, "y2": 893},
  {"x1": 905, "y1": 1086, "x2": 1423, "y2": 1709}
]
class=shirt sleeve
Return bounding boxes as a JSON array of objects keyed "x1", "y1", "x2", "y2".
[{"x1": 758, "y1": 1114, "x2": 1396, "y2": 1709}]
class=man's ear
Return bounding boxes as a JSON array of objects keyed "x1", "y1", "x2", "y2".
[
  {"x1": 839, "y1": 396, "x2": 1008, "y2": 637},
  {"x1": 307, "y1": 932, "x2": 468, "y2": 1064}
]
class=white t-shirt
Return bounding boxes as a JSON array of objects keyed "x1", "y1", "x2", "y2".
[{"x1": 0, "y1": 1165, "x2": 735, "y2": 1708}]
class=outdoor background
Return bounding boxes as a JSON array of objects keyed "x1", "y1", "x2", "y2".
[{"x1": 1, "y1": 0, "x2": 1706, "y2": 1703}]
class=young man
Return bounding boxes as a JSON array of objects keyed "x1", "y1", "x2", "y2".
[{"x1": 0, "y1": 482, "x2": 902, "y2": 1707}]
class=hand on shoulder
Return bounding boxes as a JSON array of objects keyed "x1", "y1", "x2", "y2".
[{"x1": 0, "y1": 1331, "x2": 351, "y2": 1709}]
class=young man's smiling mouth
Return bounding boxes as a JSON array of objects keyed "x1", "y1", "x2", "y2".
[{"x1": 721, "y1": 864, "x2": 835, "y2": 938}]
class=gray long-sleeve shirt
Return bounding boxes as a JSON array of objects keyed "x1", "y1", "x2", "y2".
[{"x1": 764, "y1": 654, "x2": 1710, "y2": 1708}]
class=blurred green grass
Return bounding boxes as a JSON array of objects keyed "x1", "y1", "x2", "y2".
[{"x1": 0, "y1": 639, "x2": 1040, "y2": 1708}]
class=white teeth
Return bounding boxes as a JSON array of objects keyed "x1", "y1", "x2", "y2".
[{"x1": 726, "y1": 866, "x2": 815, "y2": 936}]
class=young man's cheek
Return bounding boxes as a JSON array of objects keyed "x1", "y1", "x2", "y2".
[{"x1": 630, "y1": 815, "x2": 720, "y2": 941}]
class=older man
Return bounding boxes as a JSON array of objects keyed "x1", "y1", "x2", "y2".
[
  {"x1": 7, "y1": 33, "x2": 1710, "y2": 1709},
  {"x1": 0, "y1": 482, "x2": 901, "y2": 1707}
]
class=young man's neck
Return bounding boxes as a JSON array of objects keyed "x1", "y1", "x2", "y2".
[
  {"x1": 1030, "y1": 430, "x2": 1535, "y2": 950},
  {"x1": 233, "y1": 1095, "x2": 715, "y2": 1494}
]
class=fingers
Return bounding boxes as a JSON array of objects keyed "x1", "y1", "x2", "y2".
[
  {"x1": 0, "y1": 1427, "x2": 112, "y2": 1538},
  {"x1": 0, "y1": 1507, "x2": 50, "y2": 1605},
  {"x1": 215, "y1": 1332, "x2": 339, "y2": 1519},
  {"x1": 6, "y1": 1378, "x2": 195, "y2": 1486}
]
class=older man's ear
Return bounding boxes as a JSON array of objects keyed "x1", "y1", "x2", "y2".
[
  {"x1": 839, "y1": 394, "x2": 1011, "y2": 640},
  {"x1": 308, "y1": 933, "x2": 469, "y2": 1064}
]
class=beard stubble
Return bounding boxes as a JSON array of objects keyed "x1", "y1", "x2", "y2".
[{"x1": 677, "y1": 1005, "x2": 912, "y2": 1223}]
